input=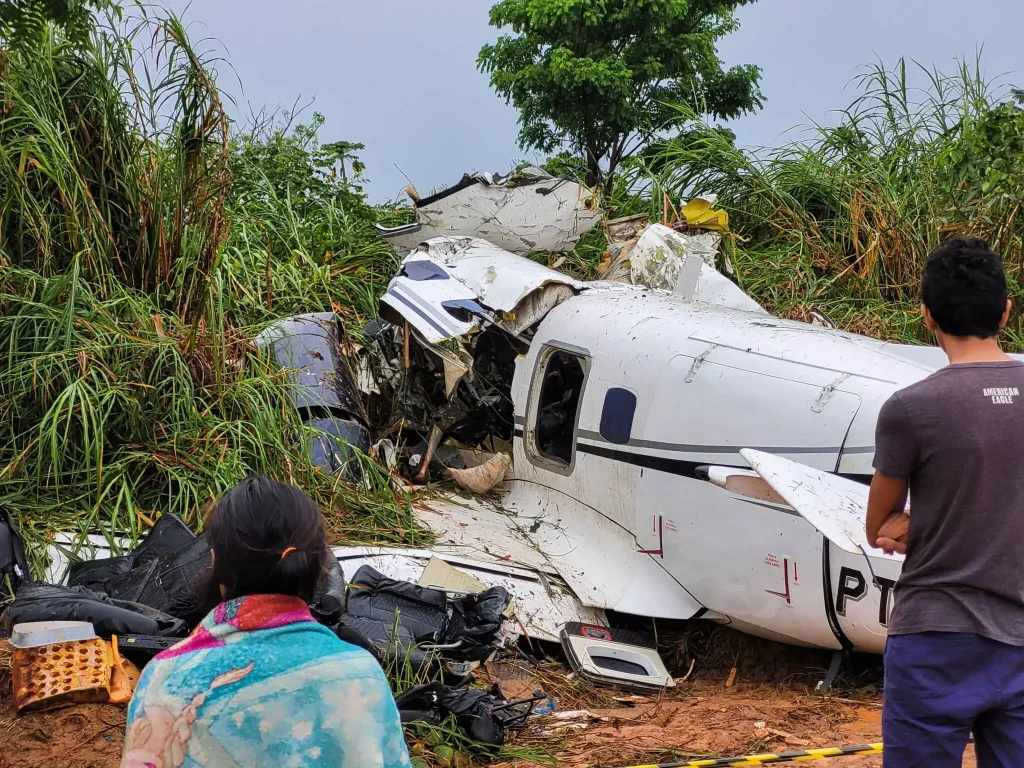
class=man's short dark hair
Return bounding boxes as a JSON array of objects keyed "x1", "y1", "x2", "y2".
[{"x1": 921, "y1": 237, "x2": 1008, "y2": 338}]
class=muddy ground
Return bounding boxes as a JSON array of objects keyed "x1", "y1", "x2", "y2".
[{"x1": 1, "y1": 633, "x2": 978, "y2": 768}]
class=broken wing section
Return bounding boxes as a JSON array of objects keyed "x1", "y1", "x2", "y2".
[
  {"x1": 374, "y1": 168, "x2": 602, "y2": 256},
  {"x1": 739, "y1": 449, "x2": 901, "y2": 559}
]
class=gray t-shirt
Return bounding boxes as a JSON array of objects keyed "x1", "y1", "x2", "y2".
[{"x1": 873, "y1": 360, "x2": 1024, "y2": 645}]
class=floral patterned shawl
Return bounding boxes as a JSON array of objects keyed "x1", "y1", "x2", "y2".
[{"x1": 121, "y1": 594, "x2": 412, "y2": 768}]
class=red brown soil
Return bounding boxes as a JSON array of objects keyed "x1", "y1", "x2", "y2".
[
  {"x1": 0, "y1": 640, "x2": 124, "y2": 768},
  {"x1": 498, "y1": 681, "x2": 978, "y2": 767},
  {"x1": 486, "y1": 632, "x2": 980, "y2": 768},
  {"x1": 1, "y1": 636, "x2": 978, "y2": 768},
  {"x1": 0, "y1": 697, "x2": 125, "y2": 768}
]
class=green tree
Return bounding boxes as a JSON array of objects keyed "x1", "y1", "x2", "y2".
[
  {"x1": 0, "y1": 0, "x2": 119, "y2": 48},
  {"x1": 478, "y1": 0, "x2": 763, "y2": 191}
]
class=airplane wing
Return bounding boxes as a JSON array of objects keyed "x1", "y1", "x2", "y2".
[{"x1": 707, "y1": 450, "x2": 904, "y2": 562}]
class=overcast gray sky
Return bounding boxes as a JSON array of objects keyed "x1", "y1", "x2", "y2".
[{"x1": 167, "y1": 0, "x2": 1022, "y2": 202}]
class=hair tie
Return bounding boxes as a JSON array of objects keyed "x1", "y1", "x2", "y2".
[{"x1": 280, "y1": 547, "x2": 297, "y2": 560}]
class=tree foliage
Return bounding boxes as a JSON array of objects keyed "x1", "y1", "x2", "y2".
[
  {"x1": 231, "y1": 112, "x2": 369, "y2": 220},
  {"x1": 0, "y1": 0, "x2": 119, "y2": 48},
  {"x1": 478, "y1": 0, "x2": 763, "y2": 188}
]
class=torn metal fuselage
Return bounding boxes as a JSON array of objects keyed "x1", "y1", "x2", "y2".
[
  {"x1": 360, "y1": 237, "x2": 588, "y2": 460},
  {"x1": 373, "y1": 168, "x2": 602, "y2": 256},
  {"x1": 371, "y1": 234, "x2": 1024, "y2": 656},
  {"x1": 255, "y1": 313, "x2": 371, "y2": 477}
]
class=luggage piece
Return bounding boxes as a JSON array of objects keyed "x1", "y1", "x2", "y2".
[
  {"x1": 68, "y1": 514, "x2": 213, "y2": 627},
  {"x1": 2, "y1": 583, "x2": 187, "y2": 638},
  {"x1": 446, "y1": 586, "x2": 510, "y2": 661},
  {"x1": 347, "y1": 565, "x2": 449, "y2": 643},
  {"x1": 310, "y1": 556, "x2": 347, "y2": 625},
  {"x1": 0, "y1": 508, "x2": 29, "y2": 609},
  {"x1": 393, "y1": 682, "x2": 540, "y2": 746},
  {"x1": 333, "y1": 614, "x2": 437, "y2": 673}
]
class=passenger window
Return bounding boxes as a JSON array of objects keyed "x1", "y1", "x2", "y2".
[
  {"x1": 532, "y1": 349, "x2": 588, "y2": 467},
  {"x1": 600, "y1": 388, "x2": 637, "y2": 445}
]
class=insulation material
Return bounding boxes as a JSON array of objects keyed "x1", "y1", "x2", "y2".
[
  {"x1": 418, "y1": 556, "x2": 488, "y2": 594},
  {"x1": 12, "y1": 637, "x2": 113, "y2": 713},
  {"x1": 602, "y1": 224, "x2": 767, "y2": 314},
  {"x1": 448, "y1": 453, "x2": 512, "y2": 494},
  {"x1": 630, "y1": 225, "x2": 722, "y2": 291},
  {"x1": 499, "y1": 284, "x2": 576, "y2": 338},
  {"x1": 600, "y1": 214, "x2": 651, "y2": 283},
  {"x1": 442, "y1": 357, "x2": 470, "y2": 399}
]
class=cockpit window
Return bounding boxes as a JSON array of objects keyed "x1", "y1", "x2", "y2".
[{"x1": 532, "y1": 350, "x2": 587, "y2": 467}]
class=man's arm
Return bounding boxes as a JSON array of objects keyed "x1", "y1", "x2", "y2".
[
  {"x1": 866, "y1": 473, "x2": 909, "y2": 554},
  {"x1": 867, "y1": 394, "x2": 916, "y2": 554}
]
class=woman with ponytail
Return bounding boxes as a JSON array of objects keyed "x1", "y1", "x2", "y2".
[{"x1": 120, "y1": 476, "x2": 411, "y2": 768}]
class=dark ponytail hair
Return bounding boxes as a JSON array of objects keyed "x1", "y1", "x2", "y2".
[{"x1": 206, "y1": 476, "x2": 327, "y2": 603}]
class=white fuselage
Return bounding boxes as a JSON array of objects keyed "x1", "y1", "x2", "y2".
[{"x1": 505, "y1": 287, "x2": 949, "y2": 653}]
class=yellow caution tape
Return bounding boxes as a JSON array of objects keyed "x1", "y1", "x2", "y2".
[{"x1": 620, "y1": 742, "x2": 882, "y2": 767}]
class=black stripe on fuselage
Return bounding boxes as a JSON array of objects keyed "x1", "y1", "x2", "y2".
[{"x1": 511, "y1": 428, "x2": 873, "y2": 484}]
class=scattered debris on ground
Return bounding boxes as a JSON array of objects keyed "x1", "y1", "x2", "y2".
[{"x1": 3, "y1": 628, "x2": 981, "y2": 767}]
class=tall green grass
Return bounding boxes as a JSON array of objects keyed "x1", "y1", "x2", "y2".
[
  {"x1": 598, "y1": 57, "x2": 1024, "y2": 347},
  {"x1": 0, "y1": 9, "x2": 418, "y2": 573}
]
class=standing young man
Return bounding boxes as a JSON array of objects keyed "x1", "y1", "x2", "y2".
[{"x1": 867, "y1": 237, "x2": 1024, "y2": 767}]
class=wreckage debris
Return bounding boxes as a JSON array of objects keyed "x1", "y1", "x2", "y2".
[
  {"x1": 11, "y1": 635, "x2": 112, "y2": 712},
  {"x1": 447, "y1": 453, "x2": 511, "y2": 494},
  {"x1": 3, "y1": 501, "x2": 682, "y2": 753},
  {"x1": 343, "y1": 565, "x2": 511, "y2": 666},
  {"x1": 600, "y1": 200, "x2": 764, "y2": 313},
  {"x1": 1, "y1": 508, "x2": 28, "y2": 591},
  {"x1": 9, "y1": 620, "x2": 97, "y2": 648},
  {"x1": 374, "y1": 167, "x2": 602, "y2": 256},
  {"x1": 561, "y1": 622, "x2": 675, "y2": 694},
  {"x1": 256, "y1": 312, "x2": 371, "y2": 479},
  {"x1": 396, "y1": 682, "x2": 545, "y2": 747}
]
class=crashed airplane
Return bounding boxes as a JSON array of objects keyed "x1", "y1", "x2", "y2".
[{"x1": 356, "y1": 226, "x2": 1021, "y2": 666}]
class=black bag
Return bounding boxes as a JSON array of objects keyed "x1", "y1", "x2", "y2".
[
  {"x1": 438, "y1": 686, "x2": 509, "y2": 746},
  {"x1": 2, "y1": 582, "x2": 187, "y2": 637},
  {"x1": 346, "y1": 565, "x2": 449, "y2": 643},
  {"x1": 444, "y1": 587, "x2": 510, "y2": 660},
  {"x1": 67, "y1": 514, "x2": 213, "y2": 627},
  {"x1": 107, "y1": 536, "x2": 213, "y2": 626},
  {"x1": 67, "y1": 556, "x2": 133, "y2": 593},
  {"x1": 310, "y1": 556, "x2": 347, "y2": 625},
  {"x1": 394, "y1": 682, "x2": 530, "y2": 746},
  {"x1": 333, "y1": 614, "x2": 437, "y2": 674},
  {"x1": 0, "y1": 508, "x2": 29, "y2": 605}
]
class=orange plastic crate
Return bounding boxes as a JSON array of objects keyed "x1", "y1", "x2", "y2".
[{"x1": 11, "y1": 638, "x2": 113, "y2": 713}]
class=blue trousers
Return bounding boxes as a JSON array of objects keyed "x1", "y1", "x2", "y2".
[{"x1": 884, "y1": 632, "x2": 1024, "y2": 767}]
